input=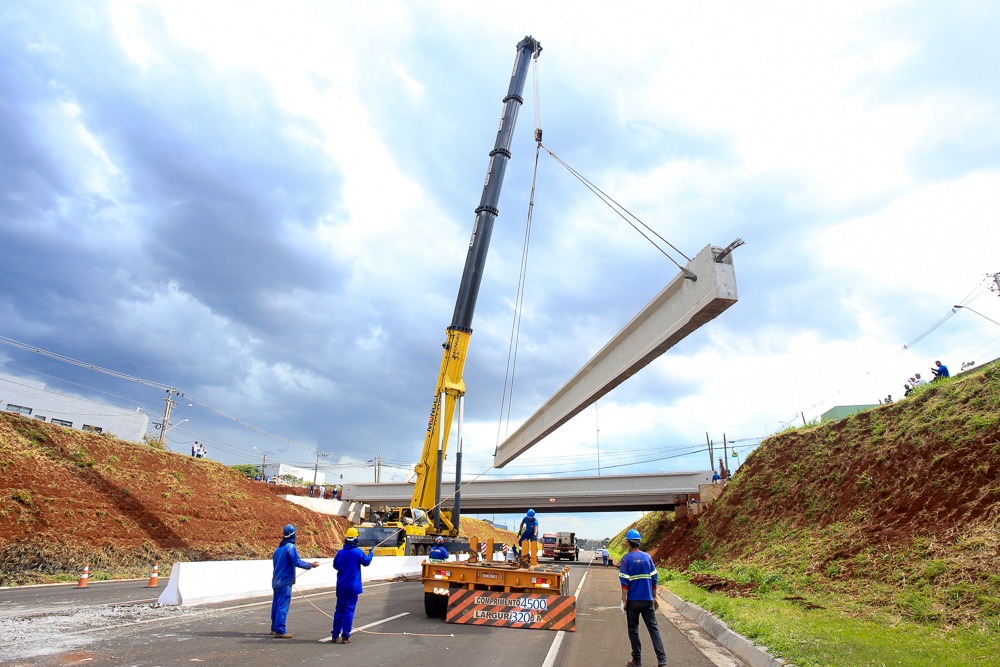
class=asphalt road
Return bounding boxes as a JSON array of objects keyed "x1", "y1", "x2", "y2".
[{"x1": 0, "y1": 554, "x2": 745, "y2": 667}]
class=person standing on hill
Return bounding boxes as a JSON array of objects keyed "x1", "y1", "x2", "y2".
[
  {"x1": 270, "y1": 524, "x2": 319, "y2": 639},
  {"x1": 331, "y1": 527, "x2": 374, "y2": 644},
  {"x1": 619, "y1": 528, "x2": 667, "y2": 667},
  {"x1": 932, "y1": 360, "x2": 950, "y2": 380}
]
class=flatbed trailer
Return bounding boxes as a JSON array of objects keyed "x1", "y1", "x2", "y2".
[{"x1": 422, "y1": 537, "x2": 571, "y2": 618}]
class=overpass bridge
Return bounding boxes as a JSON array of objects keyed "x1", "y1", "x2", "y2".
[{"x1": 342, "y1": 471, "x2": 712, "y2": 514}]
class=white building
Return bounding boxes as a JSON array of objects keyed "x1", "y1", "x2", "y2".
[
  {"x1": 259, "y1": 462, "x2": 325, "y2": 485},
  {"x1": 0, "y1": 372, "x2": 149, "y2": 442}
]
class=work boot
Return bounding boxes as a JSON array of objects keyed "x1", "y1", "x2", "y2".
[
  {"x1": 340, "y1": 637, "x2": 351, "y2": 644},
  {"x1": 626, "y1": 660, "x2": 640, "y2": 667},
  {"x1": 273, "y1": 632, "x2": 293, "y2": 639}
]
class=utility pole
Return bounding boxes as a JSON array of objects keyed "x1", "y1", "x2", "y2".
[
  {"x1": 158, "y1": 388, "x2": 176, "y2": 447},
  {"x1": 312, "y1": 450, "x2": 328, "y2": 485},
  {"x1": 723, "y1": 433, "x2": 728, "y2": 475},
  {"x1": 706, "y1": 432, "x2": 713, "y2": 470}
]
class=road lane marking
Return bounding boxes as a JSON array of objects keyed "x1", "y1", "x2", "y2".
[
  {"x1": 317, "y1": 612, "x2": 409, "y2": 642},
  {"x1": 62, "y1": 580, "x2": 404, "y2": 636},
  {"x1": 541, "y1": 569, "x2": 589, "y2": 667}
]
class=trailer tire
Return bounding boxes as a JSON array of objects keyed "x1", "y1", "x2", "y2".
[{"x1": 424, "y1": 592, "x2": 448, "y2": 618}]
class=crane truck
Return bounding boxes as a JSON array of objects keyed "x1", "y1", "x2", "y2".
[
  {"x1": 356, "y1": 36, "x2": 542, "y2": 558},
  {"x1": 352, "y1": 36, "x2": 575, "y2": 628}
]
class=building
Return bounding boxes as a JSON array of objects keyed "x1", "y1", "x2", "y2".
[
  {"x1": 0, "y1": 372, "x2": 149, "y2": 442},
  {"x1": 259, "y1": 463, "x2": 324, "y2": 485},
  {"x1": 820, "y1": 404, "x2": 878, "y2": 423}
]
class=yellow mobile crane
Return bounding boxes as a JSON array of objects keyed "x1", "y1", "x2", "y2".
[{"x1": 356, "y1": 36, "x2": 543, "y2": 557}]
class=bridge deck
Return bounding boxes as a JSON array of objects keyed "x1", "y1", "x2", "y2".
[{"x1": 342, "y1": 471, "x2": 712, "y2": 514}]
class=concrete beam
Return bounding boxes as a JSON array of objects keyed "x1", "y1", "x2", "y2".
[{"x1": 494, "y1": 244, "x2": 738, "y2": 468}]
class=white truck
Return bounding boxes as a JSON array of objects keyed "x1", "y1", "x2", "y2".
[{"x1": 553, "y1": 531, "x2": 579, "y2": 561}]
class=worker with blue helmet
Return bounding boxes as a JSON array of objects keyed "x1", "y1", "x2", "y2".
[
  {"x1": 619, "y1": 528, "x2": 667, "y2": 667},
  {"x1": 270, "y1": 523, "x2": 319, "y2": 639},
  {"x1": 517, "y1": 509, "x2": 539, "y2": 566},
  {"x1": 428, "y1": 536, "x2": 449, "y2": 562}
]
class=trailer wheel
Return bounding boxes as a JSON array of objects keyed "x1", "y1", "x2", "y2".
[{"x1": 424, "y1": 592, "x2": 448, "y2": 618}]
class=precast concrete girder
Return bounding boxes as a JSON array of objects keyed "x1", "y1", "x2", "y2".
[{"x1": 493, "y1": 244, "x2": 738, "y2": 468}]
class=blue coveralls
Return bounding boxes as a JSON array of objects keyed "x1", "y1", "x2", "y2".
[
  {"x1": 619, "y1": 549, "x2": 667, "y2": 666},
  {"x1": 332, "y1": 542, "x2": 374, "y2": 641},
  {"x1": 428, "y1": 545, "x2": 449, "y2": 561},
  {"x1": 270, "y1": 536, "x2": 315, "y2": 634}
]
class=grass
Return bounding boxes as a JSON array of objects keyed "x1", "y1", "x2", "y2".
[{"x1": 665, "y1": 577, "x2": 998, "y2": 667}]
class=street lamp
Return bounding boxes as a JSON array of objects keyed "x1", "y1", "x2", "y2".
[{"x1": 953, "y1": 305, "x2": 1000, "y2": 327}]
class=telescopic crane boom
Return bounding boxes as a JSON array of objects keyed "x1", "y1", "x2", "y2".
[{"x1": 363, "y1": 36, "x2": 541, "y2": 554}]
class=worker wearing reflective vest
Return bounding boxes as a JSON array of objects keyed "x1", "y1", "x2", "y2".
[
  {"x1": 517, "y1": 508, "x2": 539, "y2": 566},
  {"x1": 619, "y1": 528, "x2": 667, "y2": 667}
]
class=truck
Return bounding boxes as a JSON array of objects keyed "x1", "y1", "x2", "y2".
[
  {"x1": 410, "y1": 36, "x2": 579, "y2": 620},
  {"x1": 553, "y1": 532, "x2": 579, "y2": 561},
  {"x1": 355, "y1": 35, "x2": 542, "y2": 558},
  {"x1": 541, "y1": 533, "x2": 557, "y2": 558}
]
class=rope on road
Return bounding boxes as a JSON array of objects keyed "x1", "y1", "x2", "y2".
[{"x1": 292, "y1": 577, "x2": 454, "y2": 638}]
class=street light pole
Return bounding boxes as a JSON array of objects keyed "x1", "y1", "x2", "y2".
[{"x1": 953, "y1": 305, "x2": 1000, "y2": 327}]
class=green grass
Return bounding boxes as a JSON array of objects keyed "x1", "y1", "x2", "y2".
[{"x1": 664, "y1": 578, "x2": 999, "y2": 667}]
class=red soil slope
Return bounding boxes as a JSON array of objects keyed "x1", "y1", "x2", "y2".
[{"x1": 0, "y1": 413, "x2": 348, "y2": 585}]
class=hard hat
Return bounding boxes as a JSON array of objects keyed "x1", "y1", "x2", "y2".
[
  {"x1": 283, "y1": 524, "x2": 296, "y2": 537},
  {"x1": 527, "y1": 509, "x2": 536, "y2": 518},
  {"x1": 345, "y1": 527, "x2": 359, "y2": 539},
  {"x1": 626, "y1": 528, "x2": 641, "y2": 541},
  {"x1": 435, "y1": 536, "x2": 444, "y2": 544}
]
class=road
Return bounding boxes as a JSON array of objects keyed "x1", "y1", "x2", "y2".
[{"x1": 0, "y1": 554, "x2": 745, "y2": 666}]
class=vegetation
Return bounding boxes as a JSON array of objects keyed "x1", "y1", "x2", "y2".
[{"x1": 618, "y1": 361, "x2": 1000, "y2": 666}]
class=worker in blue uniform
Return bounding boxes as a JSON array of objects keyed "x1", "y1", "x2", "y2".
[
  {"x1": 619, "y1": 528, "x2": 667, "y2": 667},
  {"x1": 331, "y1": 527, "x2": 374, "y2": 644},
  {"x1": 270, "y1": 523, "x2": 319, "y2": 638},
  {"x1": 518, "y1": 508, "x2": 539, "y2": 567},
  {"x1": 428, "y1": 536, "x2": 449, "y2": 561}
]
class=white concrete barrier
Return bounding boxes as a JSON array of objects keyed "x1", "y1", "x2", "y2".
[
  {"x1": 278, "y1": 495, "x2": 347, "y2": 516},
  {"x1": 157, "y1": 555, "x2": 425, "y2": 607}
]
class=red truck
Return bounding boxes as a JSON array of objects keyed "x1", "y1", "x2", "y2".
[{"x1": 541, "y1": 533, "x2": 557, "y2": 558}]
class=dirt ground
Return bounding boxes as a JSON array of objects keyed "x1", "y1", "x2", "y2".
[
  {"x1": 0, "y1": 412, "x2": 516, "y2": 585},
  {"x1": 0, "y1": 413, "x2": 349, "y2": 584}
]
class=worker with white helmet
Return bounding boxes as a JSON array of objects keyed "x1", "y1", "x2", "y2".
[
  {"x1": 270, "y1": 523, "x2": 319, "y2": 639},
  {"x1": 331, "y1": 527, "x2": 374, "y2": 644},
  {"x1": 619, "y1": 528, "x2": 667, "y2": 667}
]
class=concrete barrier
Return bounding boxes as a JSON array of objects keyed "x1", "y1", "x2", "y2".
[
  {"x1": 157, "y1": 555, "x2": 426, "y2": 607},
  {"x1": 278, "y1": 495, "x2": 347, "y2": 516}
]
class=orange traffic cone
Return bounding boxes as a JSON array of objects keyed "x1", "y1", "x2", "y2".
[
  {"x1": 146, "y1": 561, "x2": 160, "y2": 588},
  {"x1": 76, "y1": 563, "x2": 90, "y2": 588}
]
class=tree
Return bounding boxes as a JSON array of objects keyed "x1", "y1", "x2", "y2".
[{"x1": 230, "y1": 464, "x2": 260, "y2": 479}]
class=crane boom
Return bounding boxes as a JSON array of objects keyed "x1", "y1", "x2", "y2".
[{"x1": 409, "y1": 36, "x2": 542, "y2": 531}]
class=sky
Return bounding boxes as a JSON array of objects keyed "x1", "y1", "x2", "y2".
[{"x1": 2, "y1": 1, "x2": 999, "y2": 541}]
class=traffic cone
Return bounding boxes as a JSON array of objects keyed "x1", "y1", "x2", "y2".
[
  {"x1": 146, "y1": 561, "x2": 159, "y2": 588},
  {"x1": 76, "y1": 563, "x2": 90, "y2": 588}
]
